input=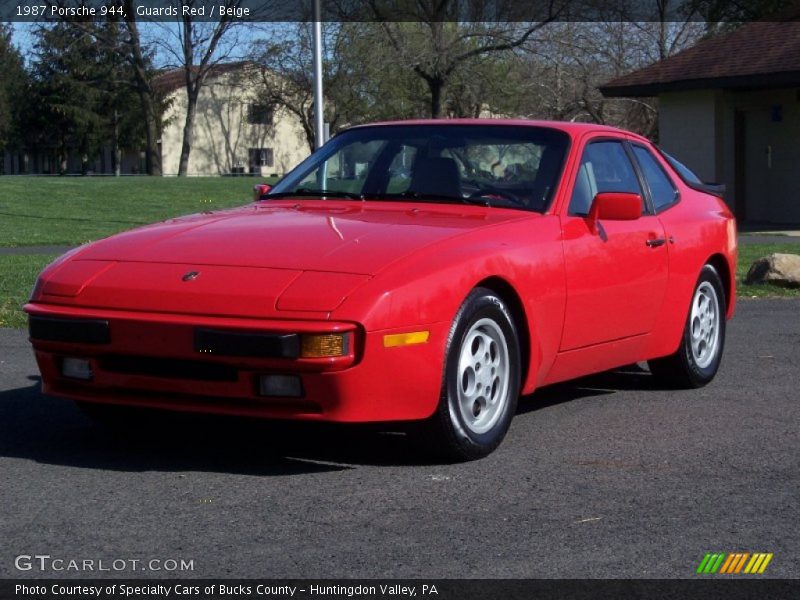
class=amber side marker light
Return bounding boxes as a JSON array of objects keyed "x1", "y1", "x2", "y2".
[
  {"x1": 300, "y1": 333, "x2": 350, "y2": 358},
  {"x1": 383, "y1": 331, "x2": 430, "y2": 348}
]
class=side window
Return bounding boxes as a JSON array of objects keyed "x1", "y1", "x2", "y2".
[
  {"x1": 633, "y1": 145, "x2": 679, "y2": 211},
  {"x1": 569, "y1": 141, "x2": 642, "y2": 215}
]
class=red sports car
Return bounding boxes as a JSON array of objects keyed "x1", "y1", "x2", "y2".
[{"x1": 25, "y1": 120, "x2": 736, "y2": 460}]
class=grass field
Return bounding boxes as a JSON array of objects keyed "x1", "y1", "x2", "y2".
[
  {"x1": 0, "y1": 254, "x2": 57, "y2": 328},
  {"x1": 0, "y1": 176, "x2": 276, "y2": 247}
]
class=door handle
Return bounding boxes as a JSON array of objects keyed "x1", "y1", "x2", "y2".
[{"x1": 646, "y1": 238, "x2": 666, "y2": 248}]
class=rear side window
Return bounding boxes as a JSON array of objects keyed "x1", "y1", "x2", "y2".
[
  {"x1": 632, "y1": 145, "x2": 679, "y2": 211},
  {"x1": 662, "y1": 151, "x2": 702, "y2": 184},
  {"x1": 569, "y1": 141, "x2": 642, "y2": 215}
]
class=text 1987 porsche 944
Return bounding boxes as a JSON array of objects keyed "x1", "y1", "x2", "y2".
[{"x1": 25, "y1": 120, "x2": 736, "y2": 460}]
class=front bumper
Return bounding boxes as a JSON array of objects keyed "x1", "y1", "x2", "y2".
[{"x1": 24, "y1": 303, "x2": 449, "y2": 423}]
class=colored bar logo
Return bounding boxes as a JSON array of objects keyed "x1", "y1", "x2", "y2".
[{"x1": 697, "y1": 552, "x2": 773, "y2": 574}]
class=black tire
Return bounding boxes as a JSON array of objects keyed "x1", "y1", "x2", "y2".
[
  {"x1": 421, "y1": 287, "x2": 522, "y2": 461},
  {"x1": 648, "y1": 264, "x2": 727, "y2": 389}
]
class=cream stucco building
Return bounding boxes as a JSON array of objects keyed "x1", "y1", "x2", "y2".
[{"x1": 156, "y1": 62, "x2": 310, "y2": 177}]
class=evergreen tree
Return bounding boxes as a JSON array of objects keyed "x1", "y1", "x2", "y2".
[
  {"x1": 30, "y1": 23, "x2": 106, "y2": 172},
  {"x1": 29, "y1": 21, "x2": 153, "y2": 174},
  {"x1": 0, "y1": 24, "x2": 28, "y2": 160}
]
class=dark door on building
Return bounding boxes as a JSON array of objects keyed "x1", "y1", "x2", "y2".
[
  {"x1": 739, "y1": 109, "x2": 770, "y2": 223},
  {"x1": 738, "y1": 106, "x2": 800, "y2": 225}
]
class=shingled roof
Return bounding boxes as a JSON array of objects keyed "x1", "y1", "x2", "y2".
[
  {"x1": 600, "y1": 20, "x2": 800, "y2": 97},
  {"x1": 153, "y1": 61, "x2": 258, "y2": 95}
]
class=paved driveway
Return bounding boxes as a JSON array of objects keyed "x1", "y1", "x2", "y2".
[{"x1": 0, "y1": 299, "x2": 797, "y2": 579}]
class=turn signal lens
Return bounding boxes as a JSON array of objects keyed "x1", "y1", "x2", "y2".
[
  {"x1": 383, "y1": 331, "x2": 430, "y2": 348},
  {"x1": 300, "y1": 333, "x2": 349, "y2": 358}
]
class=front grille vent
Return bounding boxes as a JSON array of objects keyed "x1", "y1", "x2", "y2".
[{"x1": 98, "y1": 355, "x2": 238, "y2": 382}]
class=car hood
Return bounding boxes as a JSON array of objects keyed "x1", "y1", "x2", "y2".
[
  {"x1": 36, "y1": 201, "x2": 533, "y2": 318},
  {"x1": 77, "y1": 200, "x2": 531, "y2": 275}
]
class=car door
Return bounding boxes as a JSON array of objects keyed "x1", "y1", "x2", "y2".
[{"x1": 560, "y1": 137, "x2": 669, "y2": 351}]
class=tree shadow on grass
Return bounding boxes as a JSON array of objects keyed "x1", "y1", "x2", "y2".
[
  {"x1": 0, "y1": 209, "x2": 148, "y2": 226},
  {"x1": 0, "y1": 365, "x2": 658, "y2": 472}
]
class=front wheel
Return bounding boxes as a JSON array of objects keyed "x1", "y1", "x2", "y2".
[
  {"x1": 649, "y1": 264, "x2": 727, "y2": 388},
  {"x1": 422, "y1": 288, "x2": 521, "y2": 461}
]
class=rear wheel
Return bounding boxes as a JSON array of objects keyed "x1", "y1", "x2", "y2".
[
  {"x1": 422, "y1": 288, "x2": 521, "y2": 461},
  {"x1": 649, "y1": 264, "x2": 726, "y2": 388}
]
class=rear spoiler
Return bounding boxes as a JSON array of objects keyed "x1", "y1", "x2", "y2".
[
  {"x1": 687, "y1": 182, "x2": 725, "y2": 198},
  {"x1": 653, "y1": 146, "x2": 726, "y2": 199}
]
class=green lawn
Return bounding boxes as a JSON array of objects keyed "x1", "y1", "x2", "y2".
[
  {"x1": 0, "y1": 176, "x2": 277, "y2": 247},
  {"x1": 0, "y1": 254, "x2": 57, "y2": 328}
]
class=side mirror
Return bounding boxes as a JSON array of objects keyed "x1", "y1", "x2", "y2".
[
  {"x1": 587, "y1": 192, "x2": 641, "y2": 233},
  {"x1": 253, "y1": 183, "x2": 272, "y2": 201}
]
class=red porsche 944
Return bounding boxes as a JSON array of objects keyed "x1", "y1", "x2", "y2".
[{"x1": 25, "y1": 120, "x2": 736, "y2": 460}]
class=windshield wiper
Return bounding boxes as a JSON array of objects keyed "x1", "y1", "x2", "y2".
[
  {"x1": 387, "y1": 191, "x2": 471, "y2": 204},
  {"x1": 264, "y1": 188, "x2": 364, "y2": 200},
  {"x1": 398, "y1": 191, "x2": 496, "y2": 207},
  {"x1": 460, "y1": 195, "x2": 495, "y2": 207}
]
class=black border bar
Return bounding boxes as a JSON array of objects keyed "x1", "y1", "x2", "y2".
[
  {"x1": 2, "y1": 579, "x2": 799, "y2": 600},
  {"x1": 2, "y1": 0, "x2": 796, "y2": 23},
  {"x1": 195, "y1": 328, "x2": 300, "y2": 359}
]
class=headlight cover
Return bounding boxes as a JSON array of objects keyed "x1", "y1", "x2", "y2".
[{"x1": 277, "y1": 271, "x2": 369, "y2": 312}]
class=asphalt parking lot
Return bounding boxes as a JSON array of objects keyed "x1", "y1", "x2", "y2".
[{"x1": 0, "y1": 298, "x2": 797, "y2": 579}]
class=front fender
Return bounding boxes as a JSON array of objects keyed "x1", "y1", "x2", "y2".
[{"x1": 332, "y1": 217, "x2": 568, "y2": 394}]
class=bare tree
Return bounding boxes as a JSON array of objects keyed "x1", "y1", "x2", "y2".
[
  {"x1": 122, "y1": 3, "x2": 164, "y2": 175},
  {"x1": 251, "y1": 25, "x2": 322, "y2": 152},
  {"x1": 252, "y1": 23, "x2": 398, "y2": 152},
  {"x1": 153, "y1": 0, "x2": 243, "y2": 175},
  {"x1": 367, "y1": 0, "x2": 567, "y2": 118},
  {"x1": 516, "y1": 4, "x2": 705, "y2": 137},
  {"x1": 252, "y1": 0, "x2": 708, "y2": 146}
]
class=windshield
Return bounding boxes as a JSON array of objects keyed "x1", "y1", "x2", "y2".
[{"x1": 267, "y1": 124, "x2": 570, "y2": 212}]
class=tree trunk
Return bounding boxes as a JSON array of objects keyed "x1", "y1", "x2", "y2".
[
  {"x1": 123, "y1": 6, "x2": 161, "y2": 176},
  {"x1": 59, "y1": 137, "x2": 67, "y2": 174},
  {"x1": 429, "y1": 77, "x2": 444, "y2": 118},
  {"x1": 177, "y1": 89, "x2": 198, "y2": 176},
  {"x1": 112, "y1": 109, "x2": 121, "y2": 177},
  {"x1": 136, "y1": 87, "x2": 161, "y2": 175}
]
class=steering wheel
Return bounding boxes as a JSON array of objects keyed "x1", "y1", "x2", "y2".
[{"x1": 467, "y1": 183, "x2": 524, "y2": 206}]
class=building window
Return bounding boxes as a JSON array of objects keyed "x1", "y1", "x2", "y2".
[
  {"x1": 247, "y1": 104, "x2": 273, "y2": 125},
  {"x1": 249, "y1": 148, "x2": 274, "y2": 168}
]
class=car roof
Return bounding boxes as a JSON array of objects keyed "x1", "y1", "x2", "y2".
[{"x1": 345, "y1": 118, "x2": 647, "y2": 142}]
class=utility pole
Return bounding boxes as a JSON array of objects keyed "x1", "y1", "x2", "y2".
[{"x1": 312, "y1": 0, "x2": 325, "y2": 150}]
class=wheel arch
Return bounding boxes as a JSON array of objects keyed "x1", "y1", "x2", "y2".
[
  {"x1": 706, "y1": 253, "x2": 733, "y2": 314},
  {"x1": 474, "y1": 276, "x2": 532, "y2": 391}
]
